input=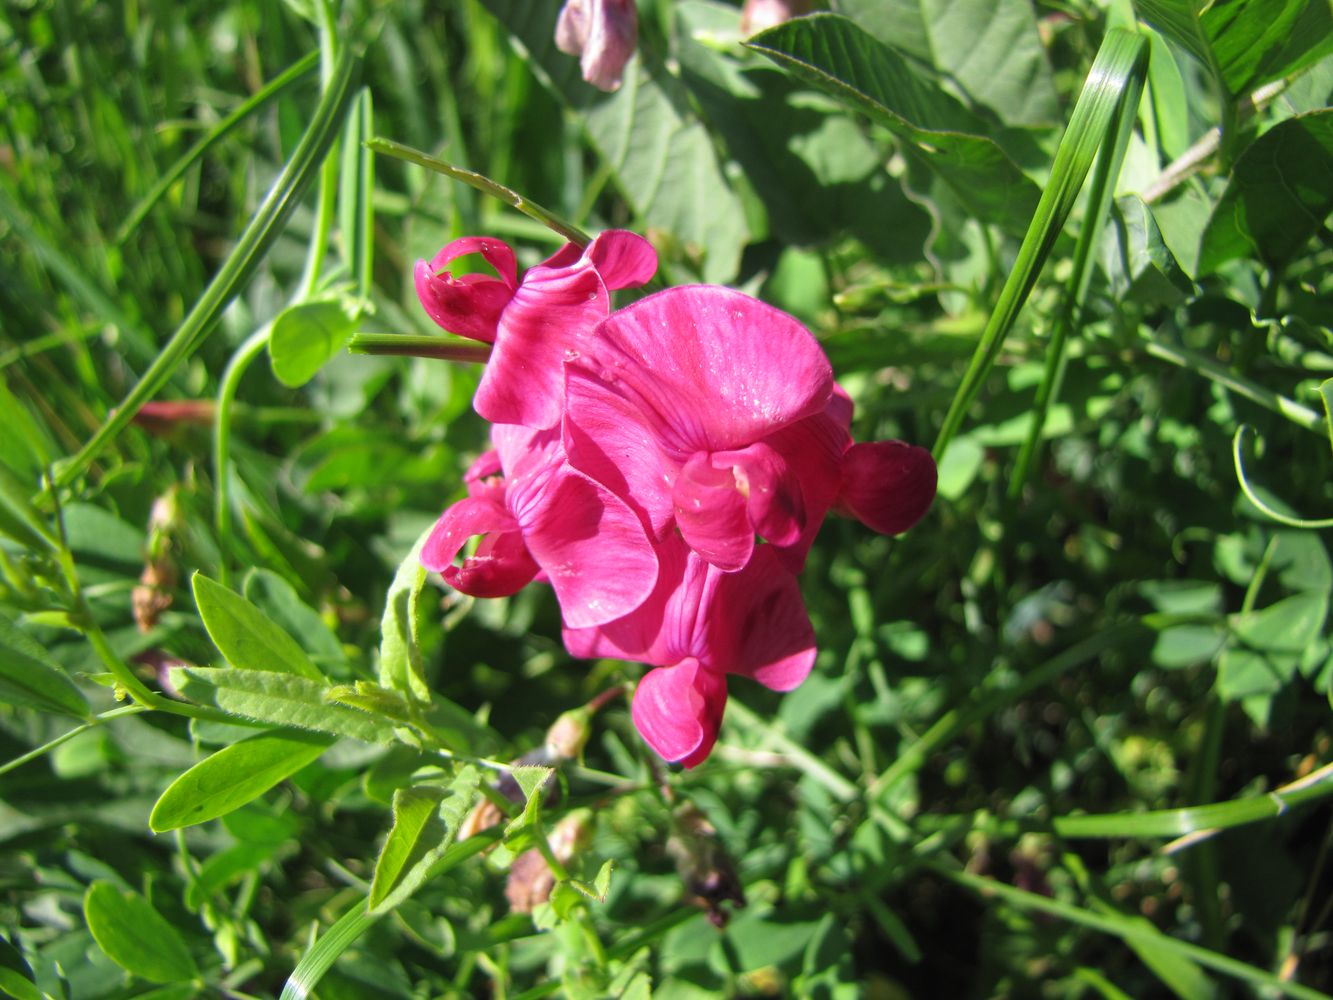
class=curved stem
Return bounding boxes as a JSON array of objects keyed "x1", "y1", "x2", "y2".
[{"x1": 213, "y1": 326, "x2": 272, "y2": 585}]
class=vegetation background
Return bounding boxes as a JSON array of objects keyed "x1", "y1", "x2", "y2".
[{"x1": 1, "y1": 0, "x2": 1331, "y2": 997}]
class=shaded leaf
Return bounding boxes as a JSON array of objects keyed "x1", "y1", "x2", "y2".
[
  {"x1": 269, "y1": 297, "x2": 359, "y2": 389},
  {"x1": 746, "y1": 14, "x2": 1041, "y2": 236},
  {"x1": 243, "y1": 568, "x2": 346, "y2": 671},
  {"x1": 837, "y1": 0, "x2": 1059, "y2": 126},
  {"x1": 149, "y1": 728, "x2": 333, "y2": 832},
  {"x1": 0, "y1": 613, "x2": 89, "y2": 718},
  {"x1": 1199, "y1": 110, "x2": 1333, "y2": 274},
  {"x1": 170, "y1": 667, "x2": 397, "y2": 744},
  {"x1": 378, "y1": 525, "x2": 431, "y2": 703},
  {"x1": 369, "y1": 768, "x2": 482, "y2": 914},
  {"x1": 1101, "y1": 195, "x2": 1194, "y2": 303},
  {"x1": 1233, "y1": 591, "x2": 1329, "y2": 653},
  {"x1": 83, "y1": 881, "x2": 198, "y2": 984},
  {"x1": 193, "y1": 572, "x2": 324, "y2": 680}
]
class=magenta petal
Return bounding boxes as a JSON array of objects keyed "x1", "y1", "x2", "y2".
[
  {"x1": 672, "y1": 452, "x2": 753, "y2": 572},
  {"x1": 563, "y1": 365, "x2": 677, "y2": 537},
  {"x1": 421, "y1": 496, "x2": 539, "y2": 598},
  {"x1": 413, "y1": 237, "x2": 519, "y2": 343},
  {"x1": 585, "y1": 230, "x2": 657, "y2": 290},
  {"x1": 706, "y1": 546, "x2": 815, "y2": 691},
  {"x1": 631, "y1": 659, "x2": 727, "y2": 768},
  {"x1": 839, "y1": 441, "x2": 938, "y2": 536},
  {"x1": 474, "y1": 260, "x2": 608, "y2": 428},
  {"x1": 763, "y1": 396, "x2": 855, "y2": 572},
  {"x1": 584, "y1": 286, "x2": 834, "y2": 455},
  {"x1": 713, "y1": 441, "x2": 804, "y2": 547},
  {"x1": 521, "y1": 467, "x2": 659, "y2": 628}
]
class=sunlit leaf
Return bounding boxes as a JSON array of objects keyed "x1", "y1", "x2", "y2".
[{"x1": 84, "y1": 882, "x2": 198, "y2": 984}]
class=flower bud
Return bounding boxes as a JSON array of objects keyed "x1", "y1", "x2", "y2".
[
  {"x1": 740, "y1": 0, "x2": 811, "y2": 35},
  {"x1": 132, "y1": 489, "x2": 182, "y2": 633},
  {"x1": 666, "y1": 802, "x2": 745, "y2": 927},
  {"x1": 555, "y1": 0, "x2": 637, "y2": 92},
  {"x1": 544, "y1": 707, "x2": 592, "y2": 761}
]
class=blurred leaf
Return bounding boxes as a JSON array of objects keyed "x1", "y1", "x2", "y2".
[
  {"x1": 1233, "y1": 591, "x2": 1329, "y2": 652},
  {"x1": 378, "y1": 524, "x2": 432, "y2": 703},
  {"x1": 83, "y1": 881, "x2": 198, "y2": 984},
  {"x1": 269, "y1": 297, "x2": 359, "y2": 389},
  {"x1": 193, "y1": 572, "x2": 324, "y2": 680},
  {"x1": 1102, "y1": 195, "x2": 1194, "y2": 303},
  {"x1": 1216, "y1": 647, "x2": 1292, "y2": 702},
  {"x1": 60, "y1": 501, "x2": 142, "y2": 567},
  {"x1": 0, "y1": 935, "x2": 39, "y2": 1000},
  {"x1": 0, "y1": 381, "x2": 53, "y2": 477},
  {"x1": 0, "y1": 613, "x2": 89, "y2": 718},
  {"x1": 837, "y1": 0, "x2": 1059, "y2": 126},
  {"x1": 746, "y1": 14, "x2": 1041, "y2": 236},
  {"x1": 369, "y1": 768, "x2": 482, "y2": 914},
  {"x1": 185, "y1": 840, "x2": 281, "y2": 908},
  {"x1": 170, "y1": 667, "x2": 397, "y2": 744},
  {"x1": 242, "y1": 568, "x2": 346, "y2": 672},
  {"x1": 0, "y1": 463, "x2": 56, "y2": 552},
  {"x1": 1199, "y1": 110, "x2": 1333, "y2": 274},
  {"x1": 149, "y1": 728, "x2": 333, "y2": 832}
]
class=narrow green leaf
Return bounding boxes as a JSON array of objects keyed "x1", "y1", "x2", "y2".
[
  {"x1": 53, "y1": 47, "x2": 361, "y2": 490},
  {"x1": 149, "y1": 728, "x2": 333, "y2": 832},
  {"x1": 369, "y1": 768, "x2": 482, "y2": 915},
  {"x1": 115, "y1": 50, "x2": 320, "y2": 244},
  {"x1": 193, "y1": 572, "x2": 324, "y2": 680},
  {"x1": 0, "y1": 613, "x2": 89, "y2": 719},
  {"x1": 1321, "y1": 377, "x2": 1333, "y2": 455},
  {"x1": 268, "y1": 297, "x2": 359, "y2": 389},
  {"x1": 83, "y1": 881, "x2": 198, "y2": 984},
  {"x1": 243, "y1": 569, "x2": 346, "y2": 671},
  {"x1": 0, "y1": 463, "x2": 56, "y2": 552},
  {"x1": 0, "y1": 969, "x2": 42, "y2": 1000},
  {"x1": 1198, "y1": 110, "x2": 1333, "y2": 274},
  {"x1": 1131, "y1": 0, "x2": 1217, "y2": 77},
  {"x1": 745, "y1": 14, "x2": 1041, "y2": 236},
  {"x1": 278, "y1": 899, "x2": 380, "y2": 1000},
  {"x1": 377, "y1": 524, "x2": 432, "y2": 703},
  {"x1": 170, "y1": 667, "x2": 396, "y2": 744},
  {"x1": 339, "y1": 88, "x2": 375, "y2": 300}
]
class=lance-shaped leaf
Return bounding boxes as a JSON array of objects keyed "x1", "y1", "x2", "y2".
[
  {"x1": 193, "y1": 572, "x2": 324, "y2": 680},
  {"x1": 0, "y1": 614, "x2": 88, "y2": 718},
  {"x1": 170, "y1": 667, "x2": 396, "y2": 744},
  {"x1": 368, "y1": 767, "x2": 481, "y2": 914},
  {"x1": 378, "y1": 525, "x2": 431, "y2": 703},
  {"x1": 746, "y1": 14, "x2": 1040, "y2": 236},
  {"x1": 84, "y1": 882, "x2": 199, "y2": 984},
  {"x1": 1198, "y1": 110, "x2": 1333, "y2": 274},
  {"x1": 149, "y1": 728, "x2": 333, "y2": 832}
]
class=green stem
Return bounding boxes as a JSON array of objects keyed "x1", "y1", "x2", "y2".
[
  {"x1": 348, "y1": 332, "x2": 491, "y2": 363},
  {"x1": 0, "y1": 704, "x2": 147, "y2": 777},
  {"x1": 213, "y1": 326, "x2": 271, "y2": 586},
  {"x1": 724, "y1": 698, "x2": 859, "y2": 801}
]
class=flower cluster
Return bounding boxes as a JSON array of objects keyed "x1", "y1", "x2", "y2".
[{"x1": 416, "y1": 232, "x2": 936, "y2": 767}]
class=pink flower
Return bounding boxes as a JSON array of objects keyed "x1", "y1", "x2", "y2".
[
  {"x1": 421, "y1": 424, "x2": 658, "y2": 629},
  {"x1": 740, "y1": 0, "x2": 812, "y2": 35},
  {"x1": 414, "y1": 230, "x2": 656, "y2": 428},
  {"x1": 565, "y1": 536, "x2": 815, "y2": 767},
  {"x1": 555, "y1": 0, "x2": 638, "y2": 93}
]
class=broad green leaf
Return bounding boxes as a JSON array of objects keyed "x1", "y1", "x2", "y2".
[
  {"x1": 1198, "y1": 110, "x2": 1333, "y2": 274},
  {"x1": 61, "y1": 502, "x2": 142, "y2": 567},
  {"x1": 83, "y1": 881, "x2": 198, "y2": 984},
  {"x1": 369, "y1": 768, "x2": 481, "y2": 914},
  {"x1": 149, "y1": 728, "x2": 333, "y2": 832},
  {"x1": 1233, "y1": 591, "x2": 1329, "y2": 653},
  {"x1": 0, "y1": 613, "x2": 89, "y2": 718},
  {"x1": 837, "y1": 0, "x2": 1059, "y2": 126},
  {"x1": 1134, "y1": 0, "x2": 1333, "y2": 97},
  {"x1": 1217, "y1": 647, "x2": 1292, "y2": 702},
  {"x1": 243, "y1": 568, "x2": 346, "y2": 671},
  {"x1": 1200, "y1": 0, "x2": 1333, "y2": 97},
  {"x1": 170, "y1": 667, "x2": 397, "y2": 744},
  {"x1": 378, "y1": 524, "x2": 432, "y2": 703},
  {"x1": 1101, "y1": 195, "x2": 1193, "y2": 304},
  {"x1": 269, "y1": 297, "x2": 359, "y2": 389},
  {"x1": 746, "y1": 14, "x2": 1041, "y2": 236},
  {"x1": 193, "y1": 572, "x2": 324, "y2": 680},
  {"x1": 477, "y1": 0, "x2": 749, "y2": 281}
]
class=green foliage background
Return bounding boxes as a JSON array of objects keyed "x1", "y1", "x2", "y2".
[{"x1": 1, "y1": 0, "x2": 1331, "y2": 997}]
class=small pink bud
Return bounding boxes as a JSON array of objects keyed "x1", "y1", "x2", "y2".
[
  {"x1": 740, "y1": 0, "x2": 812, "y2": 35},
  {"x1": 131, "y1": 400, "x2": 216, "y2": 435},
  {"x1": 556, "y1": 0, "x2": 637, "y2": 92},
  {"x1": 545, "y1": 707, "x2": 592, "y2": 761}
]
